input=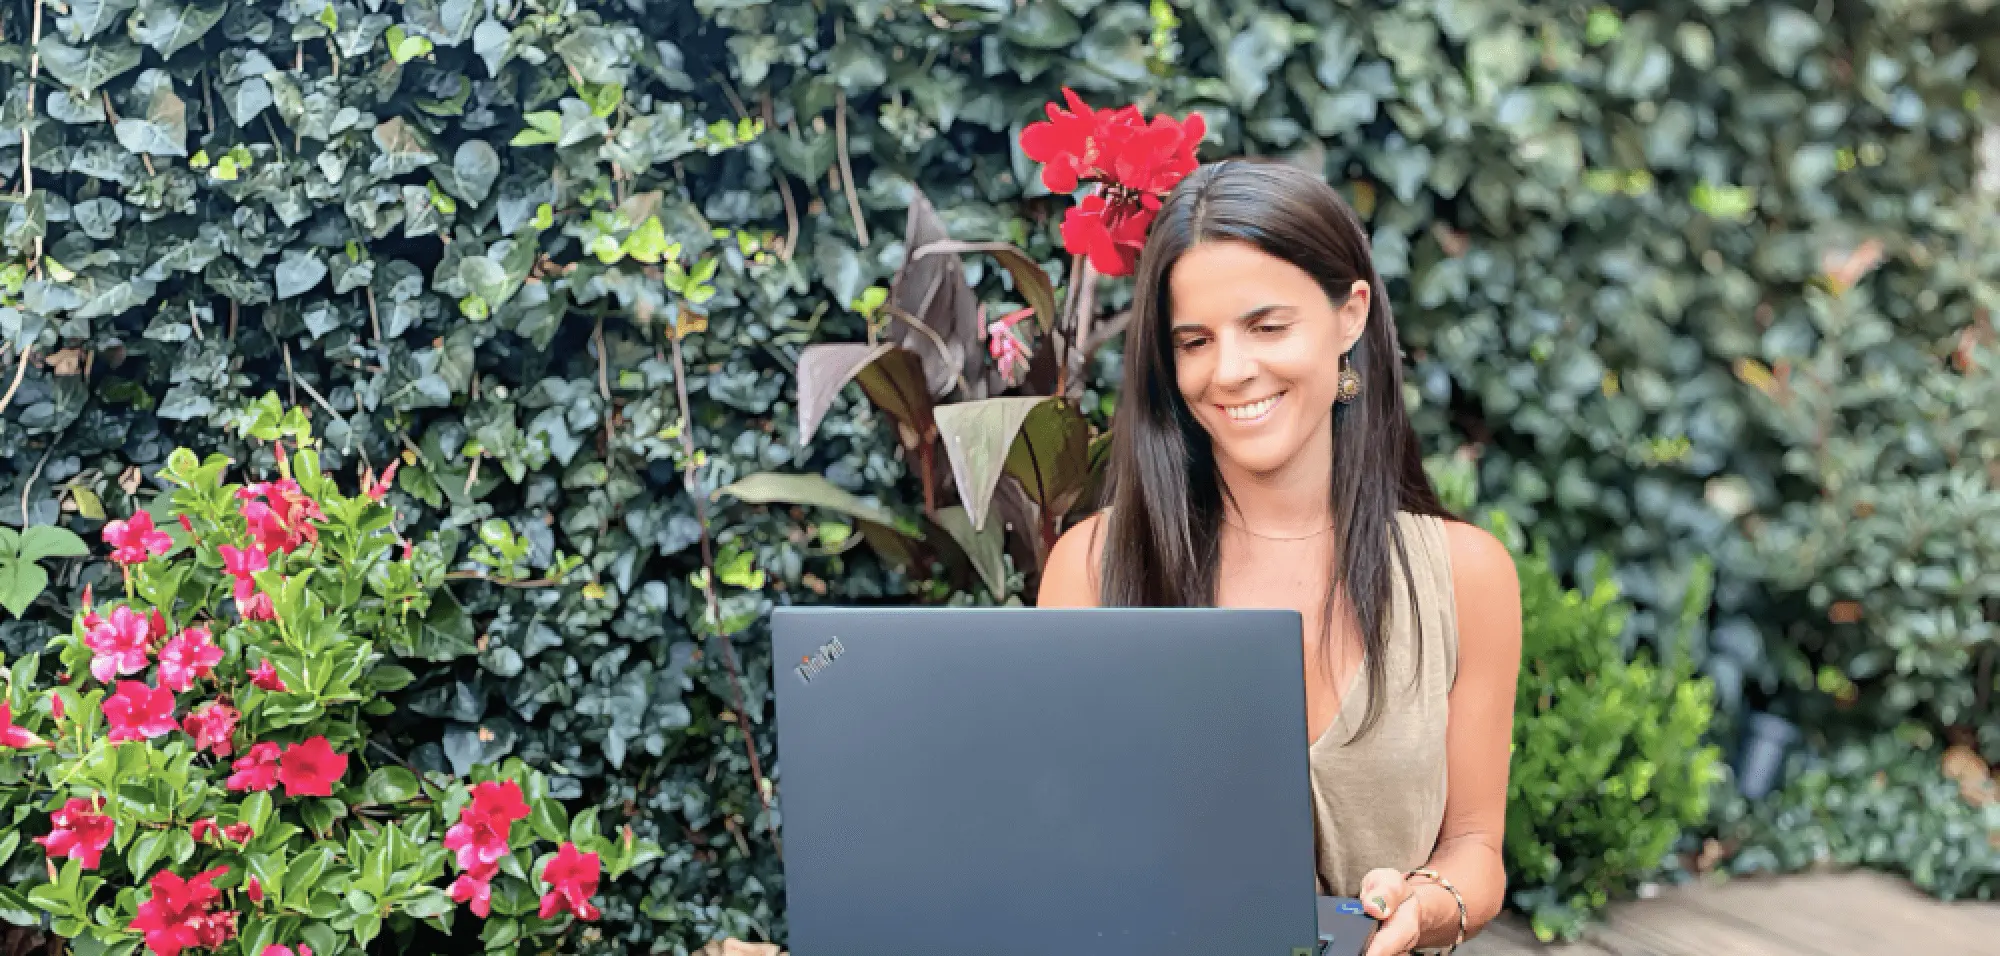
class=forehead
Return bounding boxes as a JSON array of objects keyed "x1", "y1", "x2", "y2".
[{"x1": 1166, "y1": 240, "x2": 1327, "y2": 326}]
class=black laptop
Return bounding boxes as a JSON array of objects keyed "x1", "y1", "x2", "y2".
[{"x1": 770, "y1": 607, "x2": 1378, "y2": 956}]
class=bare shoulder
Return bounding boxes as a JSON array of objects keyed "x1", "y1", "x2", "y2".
[
  {"x1": 1036, "y1": 512, "x2": 1107, "y2": 607},
  {"x1": 1440, "y1": 518, "x2": 1522, "y2": 672}
]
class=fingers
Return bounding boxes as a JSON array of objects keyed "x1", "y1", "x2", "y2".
[
  {"x1": 1358, "y1": 867, "x2": 1413, "y2": 922},
  {"x1": 697, "y1": 941, "x2": 784, "y2": 956},
  {"x1": 1361, "y1": 906, "x2": 1421, "y2": 956}
]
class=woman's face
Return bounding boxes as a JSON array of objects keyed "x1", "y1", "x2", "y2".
[{"x1": 1165, "y1": 240, "x2": 1369, "y2": 477}]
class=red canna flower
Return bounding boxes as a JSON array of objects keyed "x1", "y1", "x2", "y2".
[
  {"x1": 36, "y1": 797, "x2": 114, "y2": 869},
  {"x1": 104, "y1": 511, "x2": 174, "y2": 565},
  {"x1": 84, "y1": 605, "x2": 156, "y2": 683},
  {"x1": 537, "y1": 842, "x2": 602, "y2": 921},
  {"x1": 1019, "y1": 87, "x2": 1205, "y2": 277},
  {"x1": 128, "y1": 866, "x2": 234, "y2": 956},
  {"x1": 276, "y1": 737, "x2": 347, "y2": 798},
  {"x1": 247, "y1": 658, "x2": 287, "y2": 693},
  {"x1": 158, "y1": 627, "x2": 223, "y2": 693},
  {"x1": 182, "y1": 701, "x2": 239, "y2": 758},
  {"x1": 226, "y1": 742, "x2": 280, "y2": 792},
  {"x1": 0, "y1": 703, "x2": 44, "y2": 749},
  {"x1": 104, "y1": 681, "x2": 178, "y2": 742}
]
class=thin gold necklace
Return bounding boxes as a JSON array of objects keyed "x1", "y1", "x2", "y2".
[{"x1": 1222, "y1": 518, "x2": 1336, "y2": 541}]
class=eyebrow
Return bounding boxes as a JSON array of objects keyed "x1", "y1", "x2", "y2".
[{"x1": 1170, "y1": 304, "x2": 1289, "y2": 336}]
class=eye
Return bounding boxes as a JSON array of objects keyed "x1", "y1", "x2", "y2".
[
  {"x1": 1253, "y1": 321, "x2": 1290, "y2": 335},
  {"x1": 1173, "y1": 334, "x2": 1210, "y2": 352}
]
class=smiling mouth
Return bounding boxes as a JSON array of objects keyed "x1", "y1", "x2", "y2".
[{"x1": 1221, "y1": 393, "x2": 1283, "y2": 424}]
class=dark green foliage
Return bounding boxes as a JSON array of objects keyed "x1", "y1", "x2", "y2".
[{"x1": 2, "y1": 0, "x2": 1997, "y2": 950}]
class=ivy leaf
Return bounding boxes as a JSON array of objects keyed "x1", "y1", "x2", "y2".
[
  {"x1": 113, "y1": 73, "x2": 189, "y2": 157},
  {"x1": 132, "y1": 0, "x2": 226, "y2": 58},
  {"x1": 56, "y1": 0, "x2": 137, "y2": 45},
  {"x1": 437, "y1": 140, "x2": 499, "y2": 204},
  {"x1": 37, "y1": 36, "x2": 143, "y2": 95},
  {"x1": 386, "y1": 25, "x2": 435, "y2": 64},
  {"x1": 371, "y1": 118, "x2": 439, "y2": 177},
  {"x1": 226, "y1": 78, "x2": 273, "y2": 126},
  {"x1": 554, "y1": 26, "x2": 640, "y2": 86},
  {"x1": 275, "y1": 251, "x2": 328, "y2": 299}
]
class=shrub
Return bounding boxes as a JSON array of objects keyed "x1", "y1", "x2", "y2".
[
  {"x1": 1494, "y1": 510, "x2": 1722, "y2": 942},
  {"x1": 0, "y1": 405, "x2": 655, "y2": 956}
]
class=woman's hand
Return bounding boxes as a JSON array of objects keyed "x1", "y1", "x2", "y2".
[{"x1": 1358, "y1": 868, "x2": 1423, "y2": 956}]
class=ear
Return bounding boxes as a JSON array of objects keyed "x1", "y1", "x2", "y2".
[{"x1": 1335, "y1": 279, "x2": 1370, "y2": 349}]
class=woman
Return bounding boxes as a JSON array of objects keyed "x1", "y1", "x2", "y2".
[{"x1": 1038, "y1": 159, "x2": 1522, "y2": 955}]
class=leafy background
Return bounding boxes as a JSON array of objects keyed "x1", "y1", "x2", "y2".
[{"x1": 2, "y1": 0, "x2": 1997, "y2": 951}]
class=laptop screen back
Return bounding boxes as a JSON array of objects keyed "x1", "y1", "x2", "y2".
[{"x1": 772, "y1": 607, "x2": 1319, "y2": 956}]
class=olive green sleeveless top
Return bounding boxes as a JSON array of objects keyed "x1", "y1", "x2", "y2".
[{"x1": 1309, "y1": 512, "x2": 1459, "y2": 897}]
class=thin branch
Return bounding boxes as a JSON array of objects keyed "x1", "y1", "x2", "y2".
[
  {"x1": 762, "y1": 94, "x2": 798, "y2": 261},
  {"x1": 594, "y1": 312, "x2": 613, "y2": 461},
  {"x1": 834, "y1": 90, "x2": 870, "y2": 249},
  {"x1": 0, "y1": 347, "x2": 34, "y2": 420},
  {"x1": 442, "y1": 570, "x2": 566, "y2": 589},
  {"x1": 20, "y1": 443, "x2": 54, "y2": 524},
  {"x1": 364, "y1": 284, "x2": 383, "y2": 344},
  {"x1": 280, "y1": 342, "x2": 299, "y2": 408},
  {"x1": 21, "y1": 0, "x2": 42, "y2": 262},
  {"x1": 281, "y1": 343, "x2": 351, "y2": 450},
  {"x1": 188, "y1": 300, "x2": 204, "y2": 340},
  {"x1": 227, "y1": 300, "x2": 239, "y2": 341},
  {"x1": 666, "y1": 328, "x2": 774, "y2": 819}
]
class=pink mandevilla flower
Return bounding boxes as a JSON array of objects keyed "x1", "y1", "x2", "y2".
[
  {"x1": 103, "y1": 681, "x2": 178, "y2": 742},
  {"x1": 103, "y1": 511, "x2": 174, "y2": 565},
  {"x1": 158, "y1": 626, "x2": 223, "y2": 693},
  {"x1": 83, "y1": 605, "x2": 155, "y2": 683}
]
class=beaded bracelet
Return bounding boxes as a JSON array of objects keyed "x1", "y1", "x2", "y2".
[{"x1": 1404, "y1": 867, "x2": 1467, "y2": 955}]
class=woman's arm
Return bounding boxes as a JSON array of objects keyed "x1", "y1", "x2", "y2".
[{"x1": 1363, "y1": 520, "x2": 1521, "y2": 953}]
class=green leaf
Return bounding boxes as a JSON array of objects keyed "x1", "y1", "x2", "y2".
[
  {"x1": 386, "y1": 25, "x2": 435, "y2": 64},
  {"x1": 934, "y1": 396, "x2": 1051, "y2": 531},
  {"x1": 1003, "y1": 398, "x2": 1092, "y2": 517},
  {"x1": 275, "y1": 251, "x2": 327, "y2": 299},
  {"x1": 56, "y1": 0, "x2": 137, "y2": 45},
  {"x1": 439, "y1": 140, "x2": 500, "y2": 204},
  {"x1": 112, "y1": 73, "x2": 189, "y2": 157},
  {"x1": 716, "y1": 473, "x2": 902, "y2": 531},
  {"x1": 37, "y1": 36, "x2": 143, "y2": 95},
  {"x1": 132, "y1": 1, "x2": 226, "y2": 58},
  {"x1": 239, "y1": 790, "x2": 274, "y2": 834},
  {"x1": 511, "y1": 111, "x2": 562, "y2": 147},
  {"x1": 363, "y1": 766, "x2": 422, "y2": 804},
  {"x1": 529, "y1": 797, "x2": 568, "y2": 844},
  {"x1": 0, "y1": 561, "x2": 49, "y2": 619},
  {"x1": 852, "y1": 346, "x2": 938, "y2": 442},
  {"x1": 284, "y1": 846, "x2": 331, "y2": 908},
  {"x1": 936, "y1": 505, "x2": 1009, "y2": 599},
  {"x1": 19, "y1": 525, "x2": 89, "y2": 563},
  {"x1": 371, "y1": 118, "x2": 439, "y2": 176},
  {"x1": 401, "y1": 886, "x2": 453, "y2": 919}
]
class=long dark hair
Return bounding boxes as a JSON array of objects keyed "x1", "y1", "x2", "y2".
[{"x1": 1097, "y1": 159, "x2": 1451, "y2": 739}]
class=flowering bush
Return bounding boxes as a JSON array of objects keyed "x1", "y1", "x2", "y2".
[{"x1": 0, "y1": 403, "x2": 655, "y2": 955}]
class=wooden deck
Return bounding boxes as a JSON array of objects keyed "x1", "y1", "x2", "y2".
[{"x1": 1463, "y1": 870, "x2": 2000, "y2": 956}]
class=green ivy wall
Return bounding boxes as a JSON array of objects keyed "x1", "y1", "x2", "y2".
[{"x1": 2, "y1": 0, "x2": 1996, "y2": 950}]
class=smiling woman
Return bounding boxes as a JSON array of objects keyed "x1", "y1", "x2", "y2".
[{"x1": 1039, "y1": 160, "x2": 1523, "y2": 956}]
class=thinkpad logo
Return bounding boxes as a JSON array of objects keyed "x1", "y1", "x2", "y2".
[{"x1": 795, "y1": 637, "x2": 846, "y2": 684}]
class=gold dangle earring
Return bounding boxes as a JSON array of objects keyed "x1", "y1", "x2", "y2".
[{"x1": 1334, "y1": 352, "x2": 1363, "y2": 404}]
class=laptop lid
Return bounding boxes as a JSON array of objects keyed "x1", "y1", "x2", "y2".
[{"x1": 771, "y1": 607, "x2": 1320, "y2": 956}]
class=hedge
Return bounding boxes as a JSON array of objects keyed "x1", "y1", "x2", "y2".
[{"x1": 1, "y1": 0, "x2": 1996, "y2": 951}]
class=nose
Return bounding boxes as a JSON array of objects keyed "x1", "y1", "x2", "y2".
[{"x1": 1213, "y1": 329, "x2": 1258, "y2": 390}]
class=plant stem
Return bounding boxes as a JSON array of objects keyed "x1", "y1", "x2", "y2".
[{"x1": 834, "y1": 90, "x2": 870, "y2": 249}]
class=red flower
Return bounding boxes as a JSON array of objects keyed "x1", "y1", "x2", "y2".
[
  {"x1": 177, "y1": 514, "x2": 195, "y2": 535},
  {"x1": 84, "y1": 605, "x2": 156, "y2": 683},
  {"x1": 219, "y1": 545, "x2": 267, "y2": 597},
  {"x1": 36, "y1": 797, "x2": 114, "y2": 869},
  {"x1": 237, "y1": 480, "x2": 322, "y2": 554},
  {"x1": 1019, "y1": 88, "x2": 1205, "y2": 277},
  {"x1": 537, "y1": 842, "x2": 601, "y2": 921},
  {"x1": 449, "y1": 872, "x2": 493, "y2": 917},
  {"x1": 104, "y1": 511, "x2": 174, "y2": 565},
  {"x1": 245, "y1": 878, "x2": 262, "y2": 904},
  {"x1": 222, "y1": 822, "x2": 253, "y2": 843},
  {"x1": 192, "y1": 819, "x2": 251, "y2": 845},
  {"x1": 238, "y1": 592, "x2": 276, "y2": 622},
  {"x1": 182, "y1": 701, "x2": 239, "y2": 758},
  {"x1": 366, "y1": 460, "x2": 398, "y2": 501},
  {"x1": 226, "y1": 742, "x2": 280, "y2": 792},
  {"x1": 247, "y1": 658, "x2": 287, "y2": 693},
  {"x1": 0, "y1": 703, "x2": 44, "y2": 749},
  {"x1": 158, "y1": 627, "x2": 223, "y2": 693},
  {"x1": 446, "y1": 780, "x2": 529, "y2": 880},
  {"x1": 104, "y1": 681, "x2": 178, "y2": 742},
  {"x1": 128, "y1": 866, "x2": 234, "y2": 956},
  {"x1": 986, "y1": 307, "x2": 1035, "y2": 380},
  {"x1": 277, "y1": 737, "x2": 347, "y2": 797}
]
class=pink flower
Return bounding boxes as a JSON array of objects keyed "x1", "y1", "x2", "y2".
[
  {"x1": 449, "y1": 871, "x2": 493, "y2": 917},
  {"x1": 104, "y1": 511, "x2": 174, "y2": 565},
  {"x1": 128, "y1": 866, "x2": 233, "y2": 956},
  {"x1": 986, "y1": 307, "x2": 1035, "y2": 380},
  {"x1": 245, "y1": 878, "x2": 263, "y2": 904},
  {"x1": 237, "y1": 480, "x2": 322, "y2": 554},
  {"x1": 247, "y1": 659, "x2": 287, "y2": 693},
  {"x1": 158, "y1": 627, "x2": 222, "y2": 693},
  {"x1": 0, "y1": 703, "x2": 44, "y2": 749},
  {"x1": 36, "y1": 797, "x2": 114, "y2": 869},
  {"x1": 219, "y1": 544, "x2": 267, "y2": 594},
  {"x1": 84, "y1": 605, "x2": 156, "y2": 683},
  {"x1": 189, "y1": 819, "x2": 218, "y2": 842},
  {"x1": 181, "y1": 701, "x2": 239, "y2": 757},
  {"x1": 366, "y1": 461, "x2": 398, "y2": 501},
  {"x1": 537, "y1": 842, "x2": 602, "y2": 921},
  {"x1": 277, "y1": 737, "x2": 347, "y2": 798},
  {"x1": 226, "y1": 742, "x2": 280, "y2": 792},
  {"x1": 104, "y1": 681, "x2": 178, "y2": 742},
  {"x1": 192, "y1": 819, "x2": 251, "y2": 845},
  {"x1": 222, "y1": 822, "x2": 253, "y2": 844},
  {"x1": 177, "y1": 514, "x2": 194, "y2": 535},
  {"x1": 238, "y1": 592, "x2": 276, "y2": 622}
]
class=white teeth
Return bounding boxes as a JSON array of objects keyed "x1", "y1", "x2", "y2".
[{"x1": 1224, "y1": 395, "x2": 1280, "y2": 422}]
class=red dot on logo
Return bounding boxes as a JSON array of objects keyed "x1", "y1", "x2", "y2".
[{"x1": 802, "y1": 656, "x2": 811, "y2": 664}]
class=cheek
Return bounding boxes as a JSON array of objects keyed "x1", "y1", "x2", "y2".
[{"x1": 1174, "y1": 352, "x2": 1211, "y2": 405}]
